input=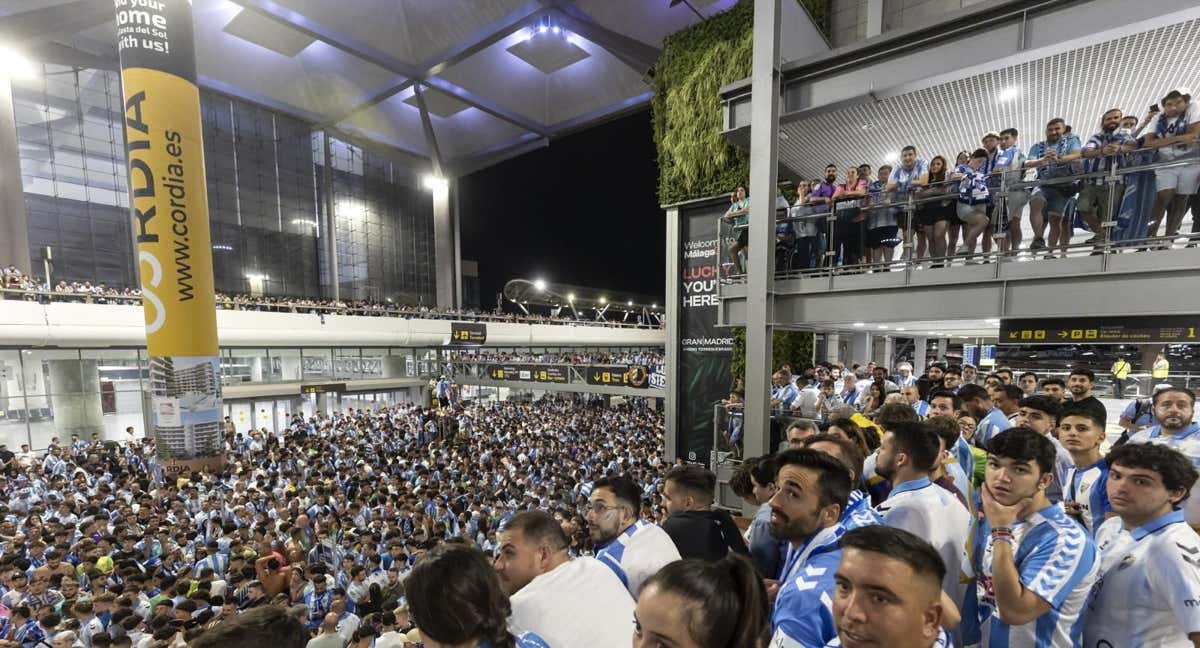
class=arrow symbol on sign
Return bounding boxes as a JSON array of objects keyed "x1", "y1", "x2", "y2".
[
  {"x1": 1009, "y1": 332, "x2": 1018, "y2": 339},
  {"x1": 1057, "y1": 331, "x2": 1068, "y2": 338}
]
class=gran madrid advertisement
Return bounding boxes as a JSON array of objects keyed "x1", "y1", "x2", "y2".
[
  {"x1": 676, "y1": 202, "x2": 734, "y2": 461},
  {"x1": 114, "y1": 0, "x2": 224, "y2": 474}
]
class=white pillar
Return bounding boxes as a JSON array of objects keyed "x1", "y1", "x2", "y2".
[
  {"x1": 865, "y1": 0, "x2": 884, "y2": 37},
  {"x1": 851, "y1": 332, "x2": 872, "y2": 366},
  {"x1": 879, "y1": 336, "x2": 895, "y2": 369},
  {"x1": 824, "y1": 333, "x2": 841, "y2": 364},
  {"x1": 913, "y1": 336, "x2": 928, "y2": 374}
]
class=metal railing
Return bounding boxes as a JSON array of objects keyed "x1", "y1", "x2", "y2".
[
  {"x1": 719, "y1": 139, "x2": 1200, "y2": 282},
  {"x1": 0, "y1": 288, "x2": 664, "y2": 329}
]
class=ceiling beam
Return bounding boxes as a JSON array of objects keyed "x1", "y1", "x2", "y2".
[
  {"x1": 230, "y1": 0, "x2": 547, "y2": 136},
  {"x1": 0, "y1": 0, "x2": 112, "y2": 47},
  {"x1": 549, "y1": 6, "x2": 661, "y2": 73},
  {"x1": 422, "y1": 77, "x2": 548, "y2": 137},
  {"x1": 548, "y1": 91, "x2": 653, "y2": 137},
  {"x1": 323, "y1": 3, "x2": 551, "y2": 133},
  {"x1": 413, "y1": 84, "x2": 444, "y2": 176},
  {"x1": 27, "y1": 41, "x2": 117, "y2": 71}
]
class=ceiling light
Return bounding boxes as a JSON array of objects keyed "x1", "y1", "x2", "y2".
[
  {"x1": 599, "y1": 297, "x2": 607, "y2": 304},
  {"x1": 211, "y1": 244, "x2": 233, "y2": 251},
  {"x1": 985, "y1": 318, "x2": 1000, "y2": 324},
  {"x1": 896, "y1": 327, "x2": 906, "y2": 331},
  {"x1": 852, "y1": 322, "x2": 865, "y2": 327},
  {"x1": 877, "y1": 324, "x2": 888, "y2": 330},
  {"x1": 291, "y1": 218, "x2": 317, "y2": 227},
  {"x1": 651, "y1": 303, "x2": 658, "y2": 308},
  {"x1": 928, "y1": 331, "x2": 937, "y2": 335},
  {"x1": 551, "y1": 26, "x2": 561, "y2": 34},
  {"x1": 0, "y1": 47, "x2": 37, "y2": 79},
  {"x1": 997, "y1": 86, "x2": 1020, "y2": 102},
  {"x1": 627, "y1": 300, "x2": 633, "y2": 306},
  {"x1": 567, "y1": 293, "x2": 575, "y2": 301},
  {"x1": 533, "y1": 279, "x2": 547, "y2": 292},
  {"x1": 422, "y1": 175, "x2": 448, "y2": 192},
  {"x1": 538, "y1": 24, "x2": 549, "y2": 34}
]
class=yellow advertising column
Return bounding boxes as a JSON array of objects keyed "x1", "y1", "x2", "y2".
[{"x1": 114, "y1": 0, "x2": 224, "y2": 475}]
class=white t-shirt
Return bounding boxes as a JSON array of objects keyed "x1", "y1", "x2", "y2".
[
  {"x1": 595, "y1": 520, "x2": 681, "y2": 597},
  {"x1": 510, "y1": 556, "x2": 635, "y2": 648},
  {"x1": 1148, "y1": 103, "x2": 1200, "y2": 160},
  {"x1": 375, "y1": 630, "x2": 407, "y2": 648},
  {"x1": 876, "y1": 477, "x2": 971, "y2": 604},
  {"x1": 1085, "y1": 510, "x2": 1200, "y2": 647}
]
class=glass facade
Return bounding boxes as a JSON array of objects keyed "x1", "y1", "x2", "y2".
[{"x1": 11, "y1": 64, "x2": 436, "y2": 303}]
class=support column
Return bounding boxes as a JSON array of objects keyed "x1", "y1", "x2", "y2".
[
  {"x1": 743, "y1": 0, "x2": 782, "y2": 461},
  {"x1": 433, "y1": 180, "x2": 455, "y2": 309},
  {"x1": 382, "y1": 355, "x2": 407, "y2": 378},
  {"x1": 247, "y1": 356, "x2": 264, "y2": 382},
  {"x1": 913, "y1": 336, "x2": 928, "y2": 374},
  {"x1": 936, "y1": 338, "x2": 949, "y2": 363},
  {"x1": 47, "y1": 360, "x2": 103, "y2": 437},
  {"x1": 824, "y1": 332, "x2": 840, "y2": 364},
  {"x1": 878, "y1": 335, "x2": 895, "y2": 368},
  {"x1": 865, "y1": 0, "x2": 884, "y2": 38},
  {"x1": 322, "y1": 129, "x2": 340, "y2": 300},
  {"x1": 0, "y1": 75, "x2": 31, "y2": 274},
  {"x1": 851, "y1": 332, "x2": 872, "y2": 366}
]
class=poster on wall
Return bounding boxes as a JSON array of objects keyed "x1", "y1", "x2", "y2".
[{"x1": 676, "y1": 202, "x2": 734, "y2": 461}]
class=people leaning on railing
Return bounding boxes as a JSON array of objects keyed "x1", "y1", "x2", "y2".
[
  {"x1": 0, "y1": 276, "x2": 663, "y2": 328},
  {"x1": 720, "y1": 85, "x2": 1200, "y2": 277}
]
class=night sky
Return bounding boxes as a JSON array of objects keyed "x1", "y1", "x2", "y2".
[{"x1": 458, "y1": 109, "x2": 665, "y2": 307}]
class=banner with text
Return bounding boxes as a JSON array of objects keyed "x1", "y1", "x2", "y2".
[
  {"x1": 486, "y1": 364, "x2": 570, "y2": 384},
  {"x1": 676, "y1": 202, "x2": 734, "y2": 461},
  {"x1": 585, "y1": 365, "x2": 665, "y2": 389},
  {"x1": 115, "y1": 0, "x2": 223, "y2": 475},
  {"x1": 449, "y1": 322, "x2": 487, "y2": 346}
]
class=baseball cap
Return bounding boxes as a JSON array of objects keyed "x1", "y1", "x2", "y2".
[
  {"x1": 1176, "y1": 87, "x2": 1193, "y2": 102},
  {"x1": 982, "y1": 131, "x2": 1000, "y2": 141}
]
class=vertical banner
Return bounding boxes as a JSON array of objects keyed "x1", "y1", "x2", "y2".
[
  {"x1": 676, "y1": 201, "x2": 734, "y2": 461},
  {"x1": 114, "y1": 0, "x2": 224, "y2": 475}
]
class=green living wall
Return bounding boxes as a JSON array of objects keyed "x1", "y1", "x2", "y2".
[
  {"x1": 654, "y1": 0, "x2": 828, "y2": 383},
  {"x1": 652, "y1": 0, "x2": 830, "y2": 206},
  {"x1": 731, "y1": 328, "x2": 816, "y2": 386}
]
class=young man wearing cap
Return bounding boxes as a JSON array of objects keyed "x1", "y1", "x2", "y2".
[{"x1": 1135, "y1": 88, "x2": 1200, "y2": 245}]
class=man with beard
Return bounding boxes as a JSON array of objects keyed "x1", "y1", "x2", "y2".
[
  {"x1": 827, "y1": 526, "x2": 953, "y2": 648},
  {"x1": 1076, "y1": 108, "x2": 1134, "y2": 247},
  {"x1": 874, "y1": 421, "x2": 971, "y2": 606},
  {"x1": 493, "y1": 511, "x2": 633, "y2": 648},
  {"x1": 964, "y1": 428, "x2": 1097, "y2": 647},
  {"x1": 768, "y1": 448, "x2": 851, "y2": 648},
  {"x1": 586, "y1": 475, "x2": 679, "y2": 597},
  {"x1": 1025, "y1": 117, "x2": 1082, "y2": 255},
  {"x1": 1065, "y1": 368, "x2": 1108, "y2": 426},
  {"x1": 959, "y1": 384, "x2": 1012, "y2": 449},
  {"x1": 1129, "y1": 387, "x2": 1200, "y2": 527}
]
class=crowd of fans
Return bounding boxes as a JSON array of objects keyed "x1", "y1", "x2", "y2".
[
  {"x1": 0, "y1": 267, "x2": 662, "y2": 329},
  {"x1": 0, "y1": 355, "x2": 1195, "y2": 648},
  {"x1": 726, "y1": 87, "x2": 1200, "y2": 272}
]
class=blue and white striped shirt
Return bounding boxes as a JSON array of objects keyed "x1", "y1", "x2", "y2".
[{"x1": 1065, "y1": 458, "x2": 1110, "y2": 536}]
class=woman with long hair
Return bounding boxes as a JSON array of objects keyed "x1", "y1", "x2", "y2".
[
  {"x1": 916, "y1": 155, "x2": 955, "y2": 264},
  {"x1": 405, "y1": 543, "x2": 549, "y2": 648},
  {"x1": 633, "y1": 554, "x2": 770, "y2": 648}
]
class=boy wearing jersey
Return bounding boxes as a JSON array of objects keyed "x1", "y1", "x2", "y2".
[
  {"x1": 1059, "y1": 409, "x2": 1112, "y2": 535},
  {"x1": 1085, "y1": 442, "x2": 1200, "y2": 647},
  {"x1": 768, "y1": 449, "x2": 852, "y2": 648},
  {"x1": 1128, "y1": 387, "x2": 1200, "y2": 527},
  {"x1": 965, "y1": 428, "x2": 1097, "y2": 648},
  {"x1": 1136, "y1": 89, "x2": 1200, "y2": 243},
  {"x1": 994, "y1": 128, "x2": 1027, "y2": 251},
  {"x1": 826, "y1": 525, "x2": 953, "y2": 648},
  {"x1": 586, "y1": 476, "x2": 680, "y2": 597}
]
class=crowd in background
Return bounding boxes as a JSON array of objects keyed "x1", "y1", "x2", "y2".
[
  {"x1": 0, "y1": 266, "x2": 661, "y2": 329},
  {"x1": 726, "y1": 87, "x2": 1200, "y2": 272}
]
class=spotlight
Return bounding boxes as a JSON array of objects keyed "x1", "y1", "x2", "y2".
[
  {"x1": 534, "y1": 279, "x2": 547, "y2": 292},
  {"x1": 422, "y1": 175, "x2": 448, "y2": 191}
]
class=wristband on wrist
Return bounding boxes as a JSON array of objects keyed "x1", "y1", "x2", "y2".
[{"x1": 991, "y1": 526, "x2": 1014, "y2": 543}]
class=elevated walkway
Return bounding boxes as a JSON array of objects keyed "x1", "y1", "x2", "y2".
[{"x1": 0, "y1": 300, "x2": 666, "y2": 348}]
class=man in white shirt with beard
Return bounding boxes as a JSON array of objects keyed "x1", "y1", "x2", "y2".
[{"x1": 494, "y1": 510, "x2": 634, "y2": 648}]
